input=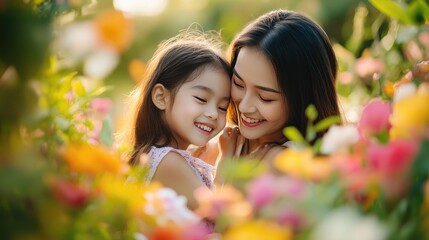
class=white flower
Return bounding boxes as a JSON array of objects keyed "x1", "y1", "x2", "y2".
[
  {"x1": 394, "y1": 82, "x2": 417, "y2": 103},
  {"x1": 312, "y1": 208, "x2": 387, "y2": 240},
  {"x1": 144, "y1": 188, "x2": 200, "y2": 226},
  {"x1": 57, "y1": 22, "x2": 99, "y2": 68},
  {"x1": 83, "y1": 47, "x2": 119, "y2": 79},
  {"x1": 321, "y1": 125, "x2": 359, "y2": 154}
]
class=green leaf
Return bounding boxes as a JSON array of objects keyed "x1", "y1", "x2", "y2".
[
  {"x1": 408, "y1": 0, "x2": 429, "y2": 24},
  {"x1": 313, "y1": 139, "x2": 323, "y2": 155},
  {"x1": 417, "y1": 0, "x2": 429, "y2": 21},
  {"x1": 71, "y1": 79, "x2": 86, "y2": 97},
  {"x1": 305, "y1": 104, "x2": 318, "y2": 121},
  {"x1": 100, "y1": 117, "x2": 114, "y2": 147},
  {"x1": 313, "y1": 116, "x2": 342, "y2": 132},
  {"x1": 283, "y1": 127, "x2": 306, "y2": 145},
  {"x1": 369, "y1": 0, "x2": 414, "y2": 24},
  {"x1": 306, "y1": 125, "x2": 316, "y2": 142}
]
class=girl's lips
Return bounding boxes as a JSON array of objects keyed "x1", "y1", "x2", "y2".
[
  {"x1": 240, "y1": 115, "x2": 264, "y2": 128},
  {"x1": 195, "y1": 125, "x2": 211, "y2": 136},
  {"x1": 194, "y1": 122, "x2": 214, "y2": 136}
]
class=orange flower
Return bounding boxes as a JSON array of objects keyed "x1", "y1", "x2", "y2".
[
  {"x1": 61, "y1": 143, "x2": 121, "y2": 175},
  {"x1": 195, "y1": 185, "x2": 252, "y2": 221},
  {"x1": 94, "y1": 10, "x2": 133, "y2": 52},
  {"x1": 128, "y1": 59, "x2": 147, "y2": 83},
  {"x1": 383, "y1": 81, "x2": 395, "y2": 97}
]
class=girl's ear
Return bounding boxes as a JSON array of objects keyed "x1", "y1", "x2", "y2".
[{"x1": 152, "y1": 83, "x2": 170, "y2": 110}]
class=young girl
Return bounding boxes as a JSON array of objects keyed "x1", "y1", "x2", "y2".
[
  {"x1": 126, "y1": 32, "x2": 231, "y2": 209},
  {"x1": 202, "y1": 10, "x2": 341, "y2": 173}
]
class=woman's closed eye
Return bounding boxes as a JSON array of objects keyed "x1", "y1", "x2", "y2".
[
  {"x1": 260, "y1": 96, "x2": 274, "y2": 102},
  {"x1": 194, "y1": 96, "x2": 207, "y2": 103}
]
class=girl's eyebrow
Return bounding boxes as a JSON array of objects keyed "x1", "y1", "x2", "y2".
[
  {"x1": 233, "y1": 69, "x2": 281, "y2": 94},
  {"x1": 191, "y1": 85, "x2": 230, "y2": 101}
]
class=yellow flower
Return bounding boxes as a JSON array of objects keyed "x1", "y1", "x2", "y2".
[
  {"x1": 97, "y1": 175, "x2": 161, "y2": 218},
  {"x1": 61, "y1": 143, "x2": 121, "y2": 175},
  {"x1": 390, "y1": 90, "x2": 429, "y2": 139},
  {"x1": 94, "y1": 10, "x2": 133, "y2": 52},
  {"x1": 274, "y1": 148, "x2": 332, "y2": 181},
  {"x1": 224, "y1": 220, "x2": 292, "y2": 240}
]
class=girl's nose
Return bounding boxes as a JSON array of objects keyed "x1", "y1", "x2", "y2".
[{"x1": 204, "y1": 106, "x2": 218, "y2": 120}]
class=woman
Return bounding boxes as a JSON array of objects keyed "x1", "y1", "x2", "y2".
[{"x1": 202, "y1": 9, "x2": 341, "y2": 174}]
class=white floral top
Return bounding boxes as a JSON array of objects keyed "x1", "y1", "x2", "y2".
[{"x1": 145, "y1": 146, "x2": 216, "y2": 190}]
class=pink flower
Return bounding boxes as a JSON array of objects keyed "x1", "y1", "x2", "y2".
[
  {"x1": 367, "y1": 139, "x2": 419, "y2": 200},
  {"x1": 277, "y1": 176, "x2": 306, "y2": 197},
  {"x1": 419, "y1": 31, "x2": 429, "y2": 48},
  {"x1": 91, "y1": 98, "x2": 112, "y2": 117},
  {"x1": 247, "y1": 174, "x2": 277, "y2": 208},
  {"x1": 358, "y1": 99, "x2": 392, "y2": 139},
  {"x1": 277, "y1": 208, "x2": 305, "y2": 231},
  {"x1": 355, "y1": 57, "x2": 385, "y2": 80},
  {"x1": 368, "y1": 139, "x2": 418, "y2": 176}
]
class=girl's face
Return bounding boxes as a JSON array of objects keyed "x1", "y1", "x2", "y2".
[
  {"x1": 232, "y1": 46, "x2": 288, "y2": 143},
  {"x1": 165, "y1": 66, "x2": 230, "y2": 149}
]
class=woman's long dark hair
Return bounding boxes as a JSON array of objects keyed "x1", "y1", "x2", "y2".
[
  {"x1": 229, "y1": 9, "x2": 340, "y2": 141},
  {"x1": 126, "y1": 32, "x2": 230, "y2": 165}
]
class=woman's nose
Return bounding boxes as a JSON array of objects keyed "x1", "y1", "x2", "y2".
[{"x1": 238, "y1": 92, "x2": 257, "y2": 113}]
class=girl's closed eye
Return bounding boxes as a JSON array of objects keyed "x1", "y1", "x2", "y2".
[
  {"x1": 232, "y1": 78, "x2": 244, "y2": 88},
  {"x1": 194, "y1": 96, "x2": 207, "y2": 103},
  {"x1": 218, "y1": 105, "x2": 228, "y2": 112}
]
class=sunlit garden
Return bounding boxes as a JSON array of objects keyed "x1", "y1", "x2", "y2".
[{"x1": 1, "y1": 0, "x2": 429, "y2": 239}]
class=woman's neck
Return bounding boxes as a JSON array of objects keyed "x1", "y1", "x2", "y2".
[{"x1": 250, "y1": 134, "x2": 285, "y2": 150}]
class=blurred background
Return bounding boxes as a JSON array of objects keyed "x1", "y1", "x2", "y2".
[
  {"x1": 1, "y1": 1, "x2": 429, "y2": 239},
  {"x1": 1, "y1": 0, "x2": 428, "y2": 150}
]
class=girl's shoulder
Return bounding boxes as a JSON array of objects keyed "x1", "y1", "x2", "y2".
[
  {"x1": 147, "y1": 146, "x2": 216, "y2": 189},
  {"x1": 150, "y1": 146, "x2": 215, "y2": 169}
]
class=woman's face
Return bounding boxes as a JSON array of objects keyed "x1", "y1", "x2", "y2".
[{"x1": 231, "y1": 46, "x2": 288, "y2": 143}]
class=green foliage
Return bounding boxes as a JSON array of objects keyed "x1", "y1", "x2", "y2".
[{"x1": 369, "y1": 0, "x2": 429, "y2": 25}]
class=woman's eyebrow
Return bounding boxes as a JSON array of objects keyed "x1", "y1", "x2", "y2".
[{"x1": 233, "y1": 69, "x2": 281, "y2": 94}]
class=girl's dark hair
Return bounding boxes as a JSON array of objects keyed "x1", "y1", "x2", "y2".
[
  {"x1": 229, "y1": 9, "x2": 341, "y2": 141},
  {"x1": 126, "y1": 32, "x2": 230, "y2": 165}
]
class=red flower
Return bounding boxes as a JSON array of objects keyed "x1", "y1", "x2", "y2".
[{"x1": 49, "y1": 177, "x2": 91, "y2": 209}]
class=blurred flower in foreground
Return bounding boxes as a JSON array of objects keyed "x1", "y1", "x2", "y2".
[
  {"x1": 390, "y1": 86, "x2": 429, "y2": 139},
  {"x1": 144, "y1": 188, "x2": 200, "y2": 226},
  {"x1": 274, "y1": 148, "x2": 332, "y2": 181},
  {"x1": 367, "y1": 139, "x2": 419, "y2": 200},
  {"x1": 224, "y1": 220, "x2": 292, "y2": 240},
  {"x1": 311, "y1": 208, "x2": 386, "y2": 240},
  {"x1": 61, "y1": 142, "x2": 121, "y2": 175},
  {"x1": 195, "y1": 185, "x2": 252, "y2": 222},
  {"x1": 48, "y1": 177, "x2": 91, "y2": 209},
  {"x1": 321, "y1": 125, "x2": 359, "y2": 154},
  {"x1": 358, "y1": 99, "x2": 392, "y2": 140}
]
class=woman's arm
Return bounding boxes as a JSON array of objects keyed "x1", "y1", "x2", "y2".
[{"x1": 263, "y1": 145, "x2": 286, "y2": 175}]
